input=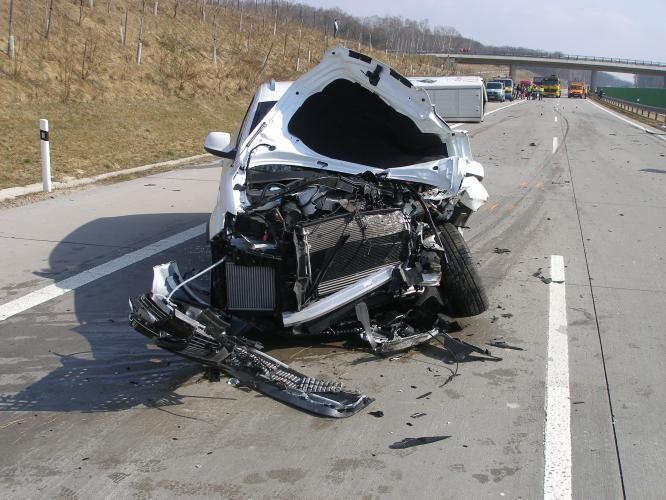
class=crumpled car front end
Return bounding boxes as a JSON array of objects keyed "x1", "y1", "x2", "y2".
[{"x1": 129, "y1": 46, "x2": 491, "y2": 417}]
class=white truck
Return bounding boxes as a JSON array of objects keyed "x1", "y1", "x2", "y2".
[{"x1": 410, "y1": 76, "x2": 487, "y2": 123}]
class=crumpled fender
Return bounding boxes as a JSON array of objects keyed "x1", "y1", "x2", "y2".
[
  {"x1": 460, "y1": 159, "x2": 484, "y2": 180},
  {"x1": 385, "y1": 157, "x2": 464, "y2": 193},
  {"x1": 460, "y1": 176, "x2": 488, "y2": 211}
]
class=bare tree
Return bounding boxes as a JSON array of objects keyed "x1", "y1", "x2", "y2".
[
  {"x1": 7, "y1": 0, "x2": 15, "y2": 59},
  {"x1": 255, "y1": 37, "x2": 275, "y2": 82},
  {"x1": 211, "y1": 14, "x2": 218, "y2": 64},
  {"x1": 80, "y1": 35, "x2": 102, "y2": 80},
  {"x1": 152, "y1": 0, "x2": 159, "y2": 16},
  {"x1": 136, "y1": 14, "x2": 144, "y2": 64},
  {"x1": 295, "y1": 18, "x2": 302, "y2": 71},
  {"x1": 45, "y1": 0, "x2": 55, "y2": 38},
  {"x1": 120, "y1": 7, "x2": 128, "y2": 45}
]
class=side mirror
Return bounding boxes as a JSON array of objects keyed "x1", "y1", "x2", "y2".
[{"x1": 204, "y1": 132, "x2": 236, "y2": 159}]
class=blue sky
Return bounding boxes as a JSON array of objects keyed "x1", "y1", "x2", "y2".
[{"x1": 301, "y1": 0, "x2": 665, "y2": 65}]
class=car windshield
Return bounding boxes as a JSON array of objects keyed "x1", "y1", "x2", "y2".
[{"x1": 487, "y1": 82, "x2": 502, "y2": 89}]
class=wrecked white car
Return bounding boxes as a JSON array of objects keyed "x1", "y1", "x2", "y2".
[{"x1": 129, "y1": 47, "x2": 490, "y2": 417}]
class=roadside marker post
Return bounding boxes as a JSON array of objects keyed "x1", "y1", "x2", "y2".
[{"x1": 39, "y1": 119, "x2": 52, "y2": 193}]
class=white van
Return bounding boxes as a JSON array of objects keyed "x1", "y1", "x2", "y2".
[{"x1": 410, "y1": 76, "x2": 487, "y2": 123}]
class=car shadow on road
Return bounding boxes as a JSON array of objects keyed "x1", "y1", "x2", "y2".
[{"x1": 0, "y1": 213, "x2": 217, "y2": 414}]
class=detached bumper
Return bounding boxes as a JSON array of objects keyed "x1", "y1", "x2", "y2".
[{"x1": 129, "y1": 288, "x2": 372, "y2": 418}]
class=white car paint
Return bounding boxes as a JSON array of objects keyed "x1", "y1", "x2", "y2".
[{"x1": 208, "y1": 46, "x2": 487, "y2": 239}]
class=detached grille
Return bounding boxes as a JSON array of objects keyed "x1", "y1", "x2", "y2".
[{"x1": 225, "y1": 262, "x2": 276, "y2": 311}]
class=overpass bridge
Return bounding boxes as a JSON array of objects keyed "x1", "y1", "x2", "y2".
[{"x1": 423, "y1": 52, "x2": 666, "y2": 87}]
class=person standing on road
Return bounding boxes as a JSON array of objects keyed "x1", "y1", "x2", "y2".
[{"x1": 333, "y1": 19, "x2": 339, "y2": 39}]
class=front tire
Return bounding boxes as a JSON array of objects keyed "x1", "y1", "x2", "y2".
[{"x1": 438, "y1": 224, "x2": 489, "y2": 316}]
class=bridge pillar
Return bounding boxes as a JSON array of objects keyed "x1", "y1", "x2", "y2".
[
  {"x1": 509, "y1": 64, "x2": 518, "y2": 81},
  {"x1": 591, "y1": 70, "x2": 599, "y2": 91}
]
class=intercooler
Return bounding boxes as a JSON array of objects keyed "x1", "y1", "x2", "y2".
[{"x1": 296, "y1": 209, "x2": 409, "y2": 298}]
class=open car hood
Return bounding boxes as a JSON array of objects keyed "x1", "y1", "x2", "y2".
[
  {"x1": 210, "y1": 46, "x2": 486, "y2": 238},
  {"x1": 237, "y1": 46, "x2": 482, "y2": 182}
]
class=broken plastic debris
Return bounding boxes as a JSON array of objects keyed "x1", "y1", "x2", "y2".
[
  {"x1": 389, "y1": 436, "x2": 450, "y2": 449},
  {"x1": 410, "y1": 412, "x2": 427, "y2": 419},
  {"x1": 369, "y1": 410, "x2": 385, "y2": 418},
  {"x1": 416, "y1": 392, "x2": 432, "y2": 400},
  {"x1": 493, "y1": 248, "x2": 511, "y2": 254},
  {"x1": 487, "y1": 338, "x2": 524, "y2": 351},
  {"x1": 227, "y1": 378, "x2": 240, "y2": 386}
]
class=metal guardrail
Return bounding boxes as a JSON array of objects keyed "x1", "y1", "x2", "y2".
[
  {"x1": 599, "y1": 96, "x2": 666, "y2": 122},
  {"x1": 424, "y1": 51, "x2": 666, "y2": 68}
]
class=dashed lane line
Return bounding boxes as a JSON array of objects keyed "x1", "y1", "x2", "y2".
[
  {"x1": 544, "y1": 254, "x2": 572, "y2": 500},
  {"x1": 0, "y1": 224, "x2": 207, "y2": 321}
]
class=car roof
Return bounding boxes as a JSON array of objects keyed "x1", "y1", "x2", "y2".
[
  {"x1": 408, "y1": 76, "x2": 483, "y2": 88},
  {"x1": 255, "y1": 80, "x2": 293, "y2": 103}
]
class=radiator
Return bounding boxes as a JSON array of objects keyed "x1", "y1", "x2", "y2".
[
  {"x1": 297, "y1": 209, "x2": 408, "y2": 297},
  {"x1": 225, "y1": 262, "x2": 276, "y2": 311}
]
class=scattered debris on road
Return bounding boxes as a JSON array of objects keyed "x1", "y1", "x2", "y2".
[
  {"x1": 389, "y1": 436, "x2": 450, "y2": 449},
  {"x1": 369, "y1": 410, "x2": 385, "y2": 418},
  {"x1": 532, "y1": 268, "x2": 552, "y2": 284},
  {"x1": 488, "y1": 337, "x2": 524, "y2": 351},
  {"x1": 493, "y1": 248, "x2": 511, "y2": 254}
]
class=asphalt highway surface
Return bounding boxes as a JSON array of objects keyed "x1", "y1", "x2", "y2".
[{"x1": 1, "y1": 97, "x2": 664, "y2": 499}]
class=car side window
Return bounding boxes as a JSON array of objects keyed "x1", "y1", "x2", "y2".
[
  {"x1": 249, "y1": 101, "x2": 278, "y2": 133},
  {"x1": 234, "y1": 94, "x2": 257, "y2": 151}
]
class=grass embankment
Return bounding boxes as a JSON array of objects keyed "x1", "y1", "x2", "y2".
[
  {"x1": 0, "y1": 0, "x2": 501, "y2": 190},
  {"x1": 1, "y1": 97, "x2": 246, "y2": 188}
]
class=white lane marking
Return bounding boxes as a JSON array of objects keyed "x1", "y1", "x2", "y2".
[
  {"x1": 449, "y1": 99, "x2": 525, "y2": 129},
  {"x1": 586, "y1": 98, "x2": 666, "y2": 142},
  {"x1": 485, "y1": 99, "x2": 525, "y2": 116},
  {"x1": 0, "y1": 224, "x2": 207, "y2": 321},
  {"x1": 553, "y1": 137, "x2": 558, "y2": 153},
  {"x1": 555, "y1": 116, "x2": 558, "y2": 123},
  {"x1": 544, "y1": 255, "x2": 571, "y2": 500}
]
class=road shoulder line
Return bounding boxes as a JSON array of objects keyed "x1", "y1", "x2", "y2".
[
  {"x1": 586, "y1": 99, "x2": 666, "y2": 141},
  {"x1": 450, "y1": 99, "x2": 524, "y2": 128},
  {"x1": 0, "y1": 224, "x2": 206, "y2": 321}
]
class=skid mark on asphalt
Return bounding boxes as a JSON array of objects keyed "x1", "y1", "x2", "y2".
[
  {"x1": 544, "y1": 255, "x2": 571, "y2": 500},
  {"x1": 0, "y1": 224, "x2": 206, "y2": 321}
]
